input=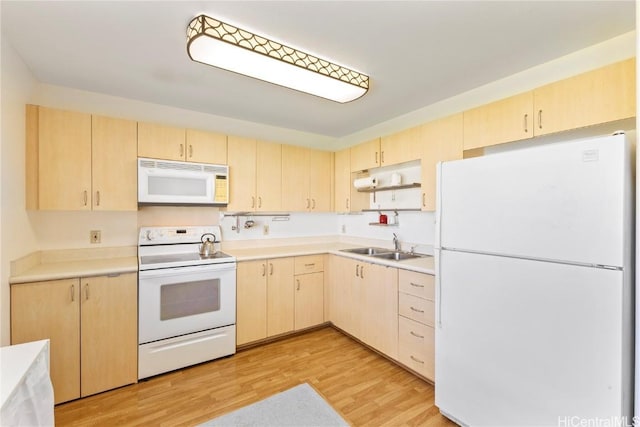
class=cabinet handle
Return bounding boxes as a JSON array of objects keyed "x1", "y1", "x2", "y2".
[
  {"x1": 410, "y1": 306, "x2": 424, "y2": 314},
  {"x1": 410, "y1": 331, "x2": 425, "y2": 339},
  {"x1": 269, "y1": 263, "x2": 273, "y2": 275},
  {"x1": 296, "y1": 279, "x2": 300, "y2": 291},
  {"x1": 381, "y1": 151, "x2": 385, "y2": 164},
  {"x1": 179, "y1": 143, "x2": 184, "y2": 157},
  {"x1": 422, "y1": 193, "x2": 426, "y2": 207},
  {"x1": 375, "y1": 151, "x2": 378, "y2": 164},
  {"x1": 410, "y1": 355, "x2": 425, "y2": 364},
  {"x1": 83, "y1": 190, "x2": 88, "y2": 206},
  {"x1": 261, "y1": 263, "x2": 266, "y2": 277},
  {"x1": 360, "y1": 265, "x2": 364, "y2": 279},
  {"x1": 306, "y1": 198, "x2": 310, "y2": 209},
  {"x1": 523, "y1": 113, "x2": 528, "y2": 133},
  {"x1": 70, "y1": 284, "x2": 75, "y2": 302},
  {"x1": 346, "y1": 198, "x2": 349, "y2": 210},
  {"x1": 538, "y1": 110, "x2": 543, "y2": 129},
  {"x1": 251, "y1": 196, "x2": 255, "y2": 209},
  {"x1": 84, "y1": 284, "x2": 90, "y2": 300},
  {"x1": 409, "y1": 282, "x2": 425, "y2": 288},
  {"x1": 258, "y1": 197, "x2": 262, "y2": 208},
  {"x1": 355, "y1": 264, "x2": 360, "y2": 278},
  {"x1": 95, "y1": 191, "x2": 100, "y2": 206},
  {"x1": 189, "y1": 144, "x2": 193, "y2": 158},
  {"x1": 312, "y1": 199, "x2": 316, "y2": 209},
  {"x1": 304, "y1": 263, "x2": 315, "y2": 267}
]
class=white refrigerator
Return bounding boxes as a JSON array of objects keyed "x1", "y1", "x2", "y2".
[{"x1": 434, "y1": 133, "x2": 634, "y2": 426}]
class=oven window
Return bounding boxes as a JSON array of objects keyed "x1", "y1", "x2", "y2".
[
  {"x1": 160, "y1": 279, "x2": 220, "y2": 320},
  {"x1": 148, "y1": 175, "x2": 207, "y2": 196}
]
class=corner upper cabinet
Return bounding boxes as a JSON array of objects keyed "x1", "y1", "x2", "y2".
[
  {"x1": 463, "y1": 91, "x2": 534, "y2": 151},
  {"x1": 533, "y1": 58, "x2": 635, "y2": 136},
  {"x1": 26, "y1": 106, "x2": 137, "y2": 211},
  {"x1": 421, "y1": 113, "x2": 463, "y2": 211},
  {"x1": 350, "y1": 138, "x2": 380, "y2": 171}
]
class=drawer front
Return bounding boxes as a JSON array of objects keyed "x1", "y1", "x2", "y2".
[
  {"x1": 399, "y1": 292, "x2": 434, "y2": 326},
  {"x1": 398, "y1": 269, "x2": 434, "y2": 300},
  {"x1": 398, "y1": 316, "x2": 434, "y2": 380},
  {"x1": 294, "y1": 255, "x2": 324, "y2": 274}
]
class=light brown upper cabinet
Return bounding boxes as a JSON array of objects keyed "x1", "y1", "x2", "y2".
[
  {"x1": 227, "y1": 136, "x2": 281, "y2": 211},
  {"x1": 282, "y1": 146, "x2": 332, "y2": 212},
  {"x1": 463, "y1": 58, "x2": 635, "y2": 150},
  {"x1": 185, "y1": 129, "x2": 227, "y2": 164},
  {"x1": 463, "y1": 91, "x2": 534, "y2": 151},
  {"x1": 26, "y1": 105, "x2": 137, "y2": 211},
  {"x1": 350, "y1": 138, "x2": 380, "y2": 171},
  {"x1": 380, "y1": 125, "x2": 421, "y2": 166},
  {"x1": 533, "y1": 58, "x2": 635, "y2": 136},
  {"x1": 334, "y1": 148, "x2": 351, "y2": 213},
  {"x1": 420, "y1": 114, "x2": 463, "y2": 211}
]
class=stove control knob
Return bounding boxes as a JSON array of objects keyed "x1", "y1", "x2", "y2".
[{"x1": 145, "y1": 230, "x2": 157, "y2": 241}]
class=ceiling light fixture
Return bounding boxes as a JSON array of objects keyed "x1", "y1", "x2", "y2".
[{"x1": 186, "y1": 15, "x2": 369, "y2": 103}]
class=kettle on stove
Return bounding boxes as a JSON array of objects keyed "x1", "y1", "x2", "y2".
[{"x1": 199, "y1": 233, "x2": 216, "y2": 256}]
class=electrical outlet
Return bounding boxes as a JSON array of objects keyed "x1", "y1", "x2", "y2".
[
  {"x1": 90, "y1": 230, "x2": 101, "y2": 244},
  {"x1": 341, "y1": 224, "x2": 346, "y2": 234},
  {"x1": 263, "y1": 225, "x2": 269, "y2": 235}
]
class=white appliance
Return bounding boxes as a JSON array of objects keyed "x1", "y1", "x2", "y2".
[
  {"x1": 138, "y1": 225, "x2": 236, "y2": 379},
  {"x1": 138, "y1": 157, "x2": 229, "y2": 206},
  {"x1": 435, "y1": 133, "x2": 633, "y2": 426}
]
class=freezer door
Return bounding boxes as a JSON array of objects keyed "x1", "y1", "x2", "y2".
[
  {"x1": 437, "y1": 134, "x2": 630, "y2": 267},
  {"x1": 435, "y1": 250, "x2": 631, "y2": 426}
]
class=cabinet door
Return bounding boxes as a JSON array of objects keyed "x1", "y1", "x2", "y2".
[
  {"x1": 534, "y1": 58, "x2": 636, "y2": 136},
  {"x1": 256, "y1": 141, "x2": 282, "y2": 211},
  {"x1": 350, "y1": 138, "x2": 380, "y2": 171},
  {"x1": 227, "y1": 136, "x2": 257, "y2": 211},
  {"x1": 11, "y1": 279, "x2": 80, "y2": 404},
  {"x1": 294, "y1": 272, "x2": 324, "y2": 330},
  {"x1": 334, "y1": 149, "x2": 351, "y2": 213},
  {"x1": 381, "y1": 125, "x2": 420, "y2": 166},
  {"x1": 138, "y1": 122, "x2": 186, "y2": 161},
  {"x1": 186, "y1": 129, "x2": 227, "y2": 164},
  {"x1": 281, "y1": 145, "x2": 310, "y2": 211},
  {"x1": 38, "y1": 107, "x2": 92, "y2": 210},
  {"x1": 236, "y1": 260, "x2": 268, "y2": 345},
  {"x1": 309, "y1": 149, "x2": 332, "y2": 211},
  {"x1": 361, "y1": 263, "x2": 398, "y2": 359},
  {"x1": 420, "y1": 113, "x2": 463, "y2": 211},
  {"x1": 463, "y1": 91, "x2": 534, "y2": 150},
  {"x1": 80, "y1": 273, "x2": 137, "y2": 397},
  {"x1": 266, "y1": 257, "x2": 294, "y2": 336},
  {"x1": 91, "y1": 115, "x2": 138, "y2": 211}
]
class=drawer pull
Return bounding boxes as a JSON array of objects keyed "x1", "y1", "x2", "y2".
[
  {"x1": 410, "y1": 355, "x2": 425, "y2": 364},
  {"x1": 409, "y1": 282, "x2": 424, "y2": 288},
  {"x1": 410, "y1": 331, "x2": 424, "y2": 339},
  {"x1": 304, "y1": 263, "x2": 315, "y2": 267},
  {"x1": 410, "y1": 306, "x2": 424, "y2": 314}
]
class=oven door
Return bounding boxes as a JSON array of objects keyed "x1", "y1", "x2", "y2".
[{"x1": 138, "y1": 263, "x2": 236, "y2": 344}]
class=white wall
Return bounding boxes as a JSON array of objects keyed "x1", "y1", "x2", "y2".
[{"x1": 1, "y1": 38, "x2": 39, "y2": 345}]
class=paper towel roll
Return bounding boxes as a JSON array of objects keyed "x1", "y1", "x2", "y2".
[{"x1": 353, "y1": 177, "x2": 378, "y2": 189}]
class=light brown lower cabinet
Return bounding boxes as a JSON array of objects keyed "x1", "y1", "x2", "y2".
[
  {"x1": 397, "y1": 269, "x2": 435, "y2": 380},
  {"x1": 294, "y1": 255, "x2": 324, "y2": 330},
  {"x1": 10, "y1": 273, "x2": 137, "y2": 404}
]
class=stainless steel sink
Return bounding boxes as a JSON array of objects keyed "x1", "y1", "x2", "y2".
[
  {"x1": 371, "y1": 251, "x2": 425, "y2": 261},
  {"x1": 340, "y1": 247, "x2": 393, "y2": 256}
]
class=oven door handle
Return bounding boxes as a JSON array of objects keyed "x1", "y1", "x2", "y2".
[{"x1": 139, "y1": 263, "x2": 236, "y2": 278}]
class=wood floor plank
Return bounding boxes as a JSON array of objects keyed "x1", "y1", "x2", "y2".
[{"x1": 54, "y1": 327, "x2": 455, "y2": 426}]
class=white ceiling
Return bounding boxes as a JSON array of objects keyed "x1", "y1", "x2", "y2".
[{"x1": 1, "y1": 1, "x2": 635, "y2": 140}]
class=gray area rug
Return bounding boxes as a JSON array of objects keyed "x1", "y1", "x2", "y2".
[{"x1": 200, "y1": 383, "x2": 349, "y2": 426}]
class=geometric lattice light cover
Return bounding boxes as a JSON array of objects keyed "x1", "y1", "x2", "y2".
[{"x1": 187, "y1": 15, "x2": 369, "y2": 103}]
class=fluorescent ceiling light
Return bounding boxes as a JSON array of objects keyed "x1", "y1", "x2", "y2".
[{"x1": 187, "y1": 15, "x2": 369, "y2": 103}]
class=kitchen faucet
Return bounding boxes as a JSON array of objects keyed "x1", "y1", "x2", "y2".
[{"x1": 393, "y1": 233, "x2": 401, "y2": 251}]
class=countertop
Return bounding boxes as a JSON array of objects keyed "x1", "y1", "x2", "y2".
[{"x1": 226, "y1": 243, "x2": 435, "y2": 275}]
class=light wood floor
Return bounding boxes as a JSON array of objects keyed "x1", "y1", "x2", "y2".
[{"x1": 55, "y1": 326, "x2": 456, "y2": 426}]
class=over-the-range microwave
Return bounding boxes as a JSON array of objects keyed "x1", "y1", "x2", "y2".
[{"x1": 138, "y1": 157, "x2": 229, "y2": 206}]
